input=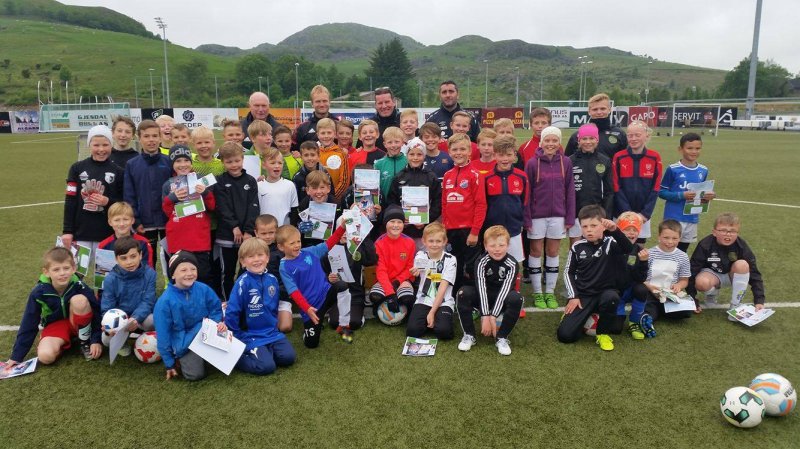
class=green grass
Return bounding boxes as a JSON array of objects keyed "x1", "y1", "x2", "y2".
[{"x1": 0, "y1": 130, "x2": 799, "y2": 447}]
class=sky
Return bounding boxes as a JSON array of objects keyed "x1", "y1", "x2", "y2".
[{"x1": 62, "y1": 0, "x2": 800, "y2": 74}]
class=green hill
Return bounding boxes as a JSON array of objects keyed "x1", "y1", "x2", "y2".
[{"x1": 1, "y1": 0, "x2": 154, "y2": 38}]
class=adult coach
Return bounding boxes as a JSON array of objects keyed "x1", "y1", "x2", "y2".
[
  {"x1": 564, "y1": 93, "x2": 627, "y2": 159},
  {"x1": 293, "y1": 85, "x2": 337, "y2": 151},
  {"x1": 368, "y1": 86, "x2": 401, "y2": 150},
  {"x1": 426, "y1": 81, "x2": 480, "y2": 142},
  {"x1": 241, "y1": 92, "x2": 279, "y2": 149}
]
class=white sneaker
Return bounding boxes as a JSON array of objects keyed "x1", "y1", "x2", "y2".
[
  {"x1": 496, "y1": 338, "x2": 512, "y2": 356},
  {"x1": 458, "y1": 335, "x2": 477, "y2": 352}
]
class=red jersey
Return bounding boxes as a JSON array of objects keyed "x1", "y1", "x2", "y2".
[
  {"x1": 162, "y1": 191, "x2": 217, "y2": 253},
  {"x1": 469, "y1": 159, "x2": 496, "y2": 177},
  {"x1": 374, "y1": 233, "x2": 417, "y2": 294},
  {"x1": 98, "y1": 232, "x2": 154, "y2": 268},
  {"x1": 441, "y1": 164, "x2": 487, "y2": 236},
  {"x1": 518, "y1": 135, "x2": 541, "y2": 167}
]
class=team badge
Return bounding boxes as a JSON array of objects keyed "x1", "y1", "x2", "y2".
[
  {"x1": 268, "y1": 285, "x2": 277, "y2": 297},
  {"x1": 105, "y1": 172, "x2": 115, "y2": 184},
  {"x1": 400, "y1": 252, "x2": 407, "y2": 260},
  {"x1": 595, "y1": 164, "x2": 606, "y2": 174},
  {"x1": 728, "y1": 252, "x2": 738, "y2": 263},
  {"x1": 79, "y1": 171, "x2": 89, "y2": 181},
  {"x1": 608, "y1": 135, "x2": 618, "y2": 144},
  {"x1": 326, "y1": 155, "x2": 342, "y2": 170},
  {"x1": 459, "y1": 180, "x2": 469, "y2": 189}
]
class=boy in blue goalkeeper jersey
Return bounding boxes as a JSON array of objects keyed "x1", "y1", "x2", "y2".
[{"x1": 658, "y1": 133, "x2": 715, "y2": 252}]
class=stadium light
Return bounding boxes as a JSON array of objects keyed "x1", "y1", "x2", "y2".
[
  {"x1": 644, "y1": 61, "x2": 653, "y2": 104},
  {"x1": 483, "y1": 60, "x2": 489, "y2": 108},
  {"x1": 155, "y1": 17, "x2": 171, "y2": 108},
  {"x1": 515, "y1": 67, "x2": 520, "y2": 107},
  {"x1": 258, "y1": 76, "x2": 263, "y2": 92},
  {"x1": 295, "y1": 62, "x2": 300, "y2": 124},
  {"x1": 578, "y1": 56, "x2": 588, "y2": 103}
]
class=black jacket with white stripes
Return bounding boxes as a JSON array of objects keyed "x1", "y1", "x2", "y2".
[
  {"x1": 474, "y1": 253, "x2": 518, "y2": 317},
  {"x1": 564, "y1": 228, "x2": 633, "y2": 299}
]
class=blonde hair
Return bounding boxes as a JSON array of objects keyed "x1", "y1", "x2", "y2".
[
  {"x1": 588, "y1": 93, "x2": 610, "y2": 105},
  {"x1": 218, "y1": 141, "x2": 244, "y2": 160},
  {"x1": 310, "y1": 85, "x2": 330, "y2": 100},
  {"x1": 715, "y1": 212, "x2": 740, "y2": 228},
  {"x1": 260, "y1": 147, "x2": 282, "y2": 162},
  {"x1": 107, "y1": 201, "x2": 135, "y2": 220},
  {"x1": 422, "y1": 222, "x2": 447, "y2": 240},
  {"x1": 627, "y1": 120, "x2": 651, "y2": 136},
  {"x1": 493, "y1": 118, "x2": 514, "y2": 131},
  {"x1": 483, "y1": 225, "x2": 510, "y2": 244},
  {"x1": 155, "y1": 115, "x2": 174, "y2": 125},
  {"x1": 306, "y1": 170, "x2": 331, "y2": 188},
  {"x1": 317, "y1": 118, "x2": 336, "y2": 132},
  {"x1": 477, "y1": 129, "x2": 497, "y2": 143},
  {"x1": 358, "y1": 119, "x2": 378, "y2": 136},
  {"x1": 400, "y1": 109, "x2": 418, "y2": 121},
  {"x1": 382, "y1": 126, "x2": 404, "y2": 142},
  {"x1": 247, "y1": 119, "x2": 272, "y2": 138},
  {"x1": 451, "y1": 111, "x2": 472, "y2": 124},
  {"x1": 616, "y1": 211, "x2": 642, "y2": 226},
  {"x1": 493, "y1": 135, "x2": 517, "y2": 155},
  {"x1": 191, "y1": 125, "x2": 214, "y2": 141},
  {"x1": 238, "y1": 237, "x2": 270, "y2": 261},
  {"x1": 276, "y1": 224, "x2": 300, "y2": 245},
  {"x1": 448, "y1": 133, "x2": 470, "y2": 148}
]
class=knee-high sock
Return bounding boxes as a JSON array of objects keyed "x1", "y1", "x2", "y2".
[
  {"x1": 529, "y1": 256, "x2": 542, "y2": 293},
  {"x1": 544, "y1": 255, "x2": 559, "y2": 293},
  {"x1": 731, "y1": 273, "x2": 750, "y2": 307},
  {"x1": 73, "y1": 312, "x2": 93, "y2": 342}
]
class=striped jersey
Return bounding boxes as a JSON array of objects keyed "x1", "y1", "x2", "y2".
[{"x1": 646, "y1": 246, "x2": 691, "y2": 287}]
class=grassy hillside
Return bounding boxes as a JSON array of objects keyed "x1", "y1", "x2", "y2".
[{"x1": 1, "y1": 0, "x2": 154, "y2": 38}]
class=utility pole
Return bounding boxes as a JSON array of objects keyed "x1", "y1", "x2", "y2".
[
  {"x1": 745, "y1": 0, "x2": 763, "y2": 119},
  {"x1": 155, "y1": 17, "x2": 171, "y2": 108}
]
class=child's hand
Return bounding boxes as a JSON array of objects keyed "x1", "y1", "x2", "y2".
[
  {"x1": 601, "y1": 219, "x2": 617, "y2": 232},
  {"x1": 165, "y1": 368, "x2": 179, "y2": 380},
  {"x1": 480, "y1": 316, "x2": 497, "y2": 337},
  {"x1": 126, "y1": 318, "x2": 139, "y2": 332},
  {"x1": 306, "y1": 307, "x2": 320, "y2": 325},
  {"x1": 564, "y1": 298, "x2": 582, "y2": 315},
  {"x1": 683, "y1": 191, "x2": 696, "y2": 201},
  {"x1": 755, "y1": 303, "x2": 765, "y2": 311},
  {"x1": 373, "y1": 204, "x2": 382, "y2": 214},
  {"x1": 216, "y1": 322, "x2": 228, "y2": 333},
  {"x1": 60, "y1": 234, "x2": 74, "y2": 248},
  {"x1": 174, "y1": 187, "x2": 189, "y2": 201},
  {"x1": 702, "y1": 191, "x2": 716, "y2": 202},
  {"x1": 291, "y1": 151, "x2": 301, "y2": 158},
  {"x1": 233, "y1": 227, "x2": 243, "y2": 244},
  {"x1": 243, "y1": 232, "x2": 253, "y2": 241},
  {"x1": 90, "y1": 343, "x2": 102, "y2": 359},
  {"x1": 410, "y1": 267, "x2": 420, "y2": 277},
  {"x1": 426, "y1": 310, "x2": 436, "y2": 328},
  {"x1": 638, "y1": 248, "x2": 649, "y2": 261},
  {"x1": 195, "y1": 183, "x2": 205, "y2": 194},
  {"x1": 257, "y1": 175, "x2": 266, "y2": 182},
  {"x1": 328, "y1": 272, "x2": 339, "y2": 283},
  {"x1": 3, "y1": 360, "x2": 18, "y2": 372},
  {"x1": 671, "y1": 284, "x2": 682, "y2": 294},
  {"x1": 466, "y1": 233, "x2": 479, "y2": 247}
]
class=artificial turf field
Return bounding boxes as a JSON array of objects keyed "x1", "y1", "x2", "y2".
[{"x1": 0, "y1": 129, "x2": 799, "y2": 448}]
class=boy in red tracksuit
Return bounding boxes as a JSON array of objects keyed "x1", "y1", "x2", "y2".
[
  {"x1": 162, "y1": 144, "x2": 217, "y2": 287},
  {"x1": 515, "y1": 108, "x2": 551, "y2": 170},
  {"x1": 369, "y1": 205, "x2": 418, "y2": 320},
  {"x1": 441, "y1": 133, "x2": 487, "y2": 293}
]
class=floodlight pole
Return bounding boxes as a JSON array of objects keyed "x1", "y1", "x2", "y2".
[
  {"x1": 214, "y1": 75, "x2": 219, "y2": 108},
  {"x1": 258, "y1": 76, "x2": 263, "y2": 92},
  {"x1": 148, "y1": 68, "x2": 155, "y2": 108},
  {"x1": 645, "y1": 61, "x2": 653, "y2": 104},
  {"x1": 514, "y1": 66, "x2": 520, "y2": 107},
  {"x1": 295, "y1": 62, "x2": 300, "y2": 125},
  {"x1": 745, "y1": 0, "x2": 763, "y2": 119},
  {"x1": 133, "y1": 78, "x2": 138, "y2": 107},
  {"x1": 155, "y1": 17, "x2": 171, "y2": 108},
  {"x1": 483, "y1": 60, "x2": 489, "y2": 108}
]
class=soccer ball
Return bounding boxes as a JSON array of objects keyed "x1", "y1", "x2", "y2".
[
  {"x1": 101, "y1": 309, "x2": 129, "y2": 335},
  {"x1": 376, "y1": 303, "x2": 407, "y2": 326},
  {"x1": 134, "y1": 331, "x2": 161, "y2": 363},
  {"x1": 749, "y1": 373, "x2": 797, "y2": 416},
  {"x1": 583, "y1": 313, "x2": 599, "y2": 336},
  {"x1": 720, "y1": 386, "x2": 765, "y2": 428}
]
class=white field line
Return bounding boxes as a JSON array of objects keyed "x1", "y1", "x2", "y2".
[
  {"x1": 0, "y1": 302, "x2": 798, "y2": 331},
  {"x1": 0, "y1": 200, "x2": 63, "y2": 210},
  {"x1": 715, "y1": 198, "x2": 800, "y2": 209},
  {"x1": 10, "y1": 136, "x2": 75, "y2": 144}
]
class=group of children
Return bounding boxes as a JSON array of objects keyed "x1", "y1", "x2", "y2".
[{"x1": 3, "y1": 90, "x2": 767, "y2": 379}]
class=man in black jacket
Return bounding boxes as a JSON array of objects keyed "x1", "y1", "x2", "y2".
[
  {"x1": 426, "y1": 81, "x2": 480, "y2": 142},
  {"x1": 367, "y1": 86, "x2": 401, "y2": 150},
  {"x1": 292, "y1": 85, "x2": 337, "y2": 151},
  {"x1": 241, "y1": 92, "x2": 280, "y2": 149},
  {"x1": 564, "y1": 93, "x2": 627, "y2": 159}
]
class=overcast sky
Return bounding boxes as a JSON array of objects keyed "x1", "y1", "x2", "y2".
[{"x1": 63, "y1": 0, "x2": 800, "y2": 74}]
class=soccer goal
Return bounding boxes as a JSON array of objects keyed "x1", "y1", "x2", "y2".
[
  {"x1": 668, "y1": 103, "x2": 723, "y2": 137},
  {"x1": 40, "y1": 102, "x2": 130, "y2": 133}
]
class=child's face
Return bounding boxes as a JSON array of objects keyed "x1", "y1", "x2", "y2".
[
  {"x1": 449, "y1": 142, "x2": 471, "y2": 166},
  {"x1": 658, "y1": 228, "x2": 681, "y2": 252},
  {"x1": 112, "y1": 123, "x2": 134, "y2": 148},
  {"x1": 241, "y1": 250, "x2": 268, "y2": 274},
  {"x1": 359, "y1": 126, "x2": 378, "y2": 147},
  {"x1": 172, "y1": 129, "x2": 190, "y2": 146},
  {"x1": 495, "y1": 126, "x2": 514, "y2": 137},
  {"x1": 300, "y1": 150, "x2": 319, "y2": 168},
  {"x1": 278, "y1": 232, "x2": 302, "y2": 259},
  {"x1": 621, "y1": 226, "x2": 639, "y2": 243},
  {"x1": 256, "y1": 223, "x2": 277, "y2": 245},
  {"x1": 450, "y1": 117, "x2": 471, "y2": 135},
  {"x1": 337, "y1": 127, "x2": 353, "y2": 148},
  {"x1": 159, "y1": 121, "x2": 174, "y2": 142},
  {"x1": 43, "y1": 261, "x2": 76, "y2": 291},
  {"x1": 580, "y1": 217, "x2": 604, "y2": 242},
  {"x1": 223, "y1": 126, "x2": 244, "y2": 143},
  {"x1": 712, "y1": 223, "x2": 739, "y2": 246},
  {"x1": 193, "y1": 136, "x2": 215, "y2": 159},
  {"x1": 530, "y1": 116, "x2": 550, "y2": 136},
  {"x1": 679, "y1": 140, "x2": 702, "y2": 164},
  {"x1": 89, "y1": 136, "x2": 112, "y2": 162},
  {"x1": 588, "y1": 100, "x2": 611, "y2": 119},
  {"x1": 478, "y1": 138, "x2": 494, "y2": 160},
  {"x1": 541, "y1": 135, "x2": 560, "y2": 155},
  {"x1": 386, "y1": 219, "x2": 404, "y2": 238},
  {"x1": 495, "y1": 151, "x2": 515, "y2": 171},
  {"x1": 484, "y1": 237, "x2": 509, "y2": 261},
  {"x1": 173, "y1": 159, "x2": 193, "y2": 176},
  {"x1": 274, "y1": 133, "x2": 292, "y2": 154},
  {"x1": 579, "y1": 136, "x2": 599, "y2": 153},
  {"x1": 317, "y1": 128, "x2": 335, "y2": 147},
  {"x1": 139, "y1": 127, "x2": 161, "y2": 153},
  {"x1": 223, "y1": 155, "x2": 243, "y2": 176},
  {"x1": 171, "y1": 262, "x2": 197, "y2": 289},
  {"x1": 253, "y1": 132, "x2": 272, "y2": 149},
  {"x1": 307, "y1": 183, "x2": 331, "y2": 202},
  {"x1": 627, "y1": 126, "x2": 648, "y2": 151},
  {"x1": 406, "y1": 148, "x2": 425, "y2": 168},
  {"x1": 423, "y1": 232, "x2": 446, "y2": 255},
  {"x1": 421, "y1": 132, "x2": 440, "y2": 152},
  {"x1": 116, "y1": 247, "x2": 142, "y2": 272},
  {"x1": 400, "y1": 117, "x2": 418, "y2": 138},
  {"x1": 109, "y1": 214, "x2": 134, "y2": 237},
  {"x1": 264, "y1": 157, "x2": 284, "y2": 180},
  {"x1": 384, "y1": 137, "x2": 403, "y2": 156}
]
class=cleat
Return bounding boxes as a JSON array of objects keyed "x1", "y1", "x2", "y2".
[
  {"x1": 533, "y1": 293, "x2": 546, "y2": 309},
  {"x1": 458, "y1": 334, "x2": 476, "y2": 352},
  {"x1": 544, "y1": 293, "x2": 558, "y2": 309},
  {"x1": 495, "y1": 338, "x2": 512, "y2": 356},
  {"x1": 640, "y1": 313, "x2": 657, "y2": 338},
  {"x1": 596, "y1": 334, "x2": 614, "y2": 351},
  {"x1": 628, "y1": 322, "x2": 645, "y2": 340}
]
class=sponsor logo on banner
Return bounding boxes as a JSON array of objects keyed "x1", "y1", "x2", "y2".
[
  {"x1": 11, "y1": 110, "x2": 39, "y2": 133},
  {"x1": 550, "y1": 108, "x2": 570, "y2": 128},
  {"x1": 175, "y1": 108, "x2": 214, "y2": 128},
  {"x1": 74, "y1": 112, "x2": 112, "y2": 128},
  {"x1": 612, "y1": 109, "x2": 629, "y2": 127},
  {"x1": 629, "y1": 107, "x2": 659, "y2": 126},
  {"x1": 52, "y1": 112, "x2": 71, "y2": 129},
  {"x1": 0, "y1": 112, "x2": 10, "y2": 133},
  {"x1": 481, "y1": 108, "x2": 524, "y2": 128},
  {"x1": 670, "y1": 107, "x2": 738, "y2": 127},
  {"x1": 141, "y1": 108, "x2": 174, "y2": 121}
]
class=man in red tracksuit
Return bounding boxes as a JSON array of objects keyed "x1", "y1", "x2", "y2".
[{"x1": 440, "y1": 134, "x2": 487, "y2": 293}]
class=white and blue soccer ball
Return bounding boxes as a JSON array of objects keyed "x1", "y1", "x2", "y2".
[
  {"x1": 720, "y1": 386, "x2": 765, "y2": 428},
  {"x1": 101, "y1": 309, "x2": 129, "y2": 335},
  {"x1": 376, "y1": 303, "x2": 407, "y2": 326},
  {"x1": 749, "y1": 373, "x2": 797, "y2": 417}
]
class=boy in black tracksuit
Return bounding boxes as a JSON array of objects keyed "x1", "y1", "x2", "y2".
[
  {"x1": 324, "y1": 236, "x2": 377, "y2": 340},
  {"x1": 386, "y1": 145, "x2": 441, "y2": 243},
  {"x1": 558, "y1": 205, "x2": 634, "y2": 351},
  {"x1": 215, "y1": 142, "x2": 260, "y2": 300}
]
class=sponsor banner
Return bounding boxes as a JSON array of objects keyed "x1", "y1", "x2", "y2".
[
  {"x1": 669, "y1": 107, "x2": 738, "y2": 127},
  {"x1": 11, "y1": 110, "x2": 40, "y2": 133},
  {"x1": 238, "y1": 107, "x2": 300, "y2": 130},
  {"x1": 300, "y1": 109, "x2": 374, "y2": 128},
  {"x1": 0, "y1": 112, "x2": 11, "y2": 133},
  {"x1": 628, "y1": 106, "x2": 659, "y2": 127},
  {"x1": 174, "y1": 108, "x2": 214, "y2": 129},
  {"x1": 481, "y1": 108, "x2": 524, "y2": 128},
  {"x1": 129, "y1": 108, "x2": 142, "y2": 126},
  {"x1": 213, "y1": 108, "x2": 238, "y2": 128},
  {"x1": 141, "y1": 108, "x2": 174, "y2": 121},
  {"x1": 569, "y1": 107, "x2": 629, "y2": 128},
  {"x1": 550, "y1": 108, "x2": 570, "y2": 128}
]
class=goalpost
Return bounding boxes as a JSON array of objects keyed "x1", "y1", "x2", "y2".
[{"x1": 669, "y1": 103, "x2": 722, "y2": 137}]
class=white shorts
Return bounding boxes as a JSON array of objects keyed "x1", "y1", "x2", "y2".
[
  {"x1": 679, "y1": 222, "x2": 698, "y2": 243},
  {"x1": 508, "y1": 234, "x2": 524, "y2": 262},
  {"x1": 699, "y1": 268, "x2": 732, "y2": 289},
  {"x1": 278, "y1": 300, "x2": 293, "y2": 313},
  {"x1": 638, "y1": 219, "x2": 652, "y2": 239},
  {"x1": 527, "y1": 217, "x2": 566, "y2": 240},
  {"x1": 568, "y1": 217, "x2": 582, "y2": 238}
]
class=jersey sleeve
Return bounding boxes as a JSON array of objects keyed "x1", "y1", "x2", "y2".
[{"x1": 442, "y1": 255, "x2": 457, "y2": 285}]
